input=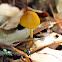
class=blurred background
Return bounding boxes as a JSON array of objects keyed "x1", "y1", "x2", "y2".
[
  {"x1": 0, "y1": 0, "x2": 55, "y2": 9},
  {"x1": 0, "y1": 0, "x2": 56, "y2": 16}
]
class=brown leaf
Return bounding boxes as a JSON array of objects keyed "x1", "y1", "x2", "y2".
[{"x1": 26, "y1": 7, "x2": 49, "y2": 17}]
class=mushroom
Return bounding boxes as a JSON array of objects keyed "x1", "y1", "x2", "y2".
[{"x1": 20, "y1": 11, "x2": 40, "y2": 47}]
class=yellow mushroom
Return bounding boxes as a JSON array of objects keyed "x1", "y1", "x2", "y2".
[{"x1": 20, "y1": 11, "x2": 40, "y2": 47}]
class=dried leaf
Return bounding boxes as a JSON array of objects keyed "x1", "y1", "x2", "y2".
[
  {"x1": 30, "y1": 53, "x2": 54, "y2": 62},
  {"x1": 0, "y1": 28, "x2": 30, "y2": 45},
  {"x1": 0, "y1": 4, "x2": 20, "y2": 17},
  {"x1": 30, "y1": 47, "x2": 62, "y2": 62},
  {"x1": 49, "y1": 4, "x2": 62, "y2": 29},
  {"x1": 0, "y1": 15, "x2": 8, "y2": 25},
  {"x1": 0, "y1": 9, "x2": 24, "y2": 30},
  {"x1": 55, "y1": 0, "x2": 62, "y2": 13},
  {"x1": 31, "y1": 33, "x2": 62, "y2": 52}
]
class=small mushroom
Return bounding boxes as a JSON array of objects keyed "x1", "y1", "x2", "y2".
[{"x1": 20, "y1": 11, "x2": 40, "y2": 47}]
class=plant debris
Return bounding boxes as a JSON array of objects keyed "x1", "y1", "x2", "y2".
[{"x1": 0, "y1": 0, "x2": 62, "y2": 62}]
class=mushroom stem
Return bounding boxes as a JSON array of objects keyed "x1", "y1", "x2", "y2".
[
  {"x1": 30, "y1": 29, "x2": 33, "y2": 38},
  {"x1": 28, "y1": 29, "x2": 33, "y2": 47}
]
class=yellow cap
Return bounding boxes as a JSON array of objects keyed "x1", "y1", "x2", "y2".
[{"x1": 20, "y1": 11, "x2": 40, "y2": 29}]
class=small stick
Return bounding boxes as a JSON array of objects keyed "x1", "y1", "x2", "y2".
[
  {"x1": 11, "y1": 46, "x2": 31, "y2": 62},
  {"x1": 13, "y1": 38, "x2": 34, "y2": 44},
  {"x1": 13, "y1": 38, "x2": 40, "y2": 44}
]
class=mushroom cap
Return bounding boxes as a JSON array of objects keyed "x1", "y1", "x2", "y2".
[{"x1": 20, "y1": 11, "x2": 40, "y2": 29}]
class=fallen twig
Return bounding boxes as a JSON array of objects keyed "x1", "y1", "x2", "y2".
[
  {"x1": 13, "y1": 38, "x2": 34, "y2": 44},
  {"x1": 13, "y1": 38, "x2": 40, "y2": 44},
  {"x1": 11, "y1": 46, "x2": 31, "y2": 62}
]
